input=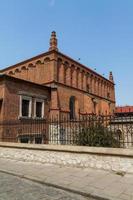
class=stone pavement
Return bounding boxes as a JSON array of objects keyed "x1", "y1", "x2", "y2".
[
  {"x1": 0, "y1": 158, "x2": 132, "y2": 200},
  {"x1": 0, "y1": 171, "x2": 93, "y2": 200}
]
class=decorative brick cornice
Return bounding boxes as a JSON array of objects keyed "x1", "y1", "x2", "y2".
[{"x1": 43, "y1": 80, "x2": 115, "y2": 103}]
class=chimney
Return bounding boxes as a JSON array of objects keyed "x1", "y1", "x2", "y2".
[
  {"x1": 49, "y1": 31, "x2": 58, "y2": 51},
  {"x1": 109, "y1": 71, "x2": 114, "y2": 82}
]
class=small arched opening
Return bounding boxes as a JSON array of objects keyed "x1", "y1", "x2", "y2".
[
  {"x1": 69, "y1": 96, "x2": 79, "y2": 120},
  {"x1": 69, "y1": 96, "x2": 75, "y2": 120},
  {"x1": 44, "y1": 57, "x2": 50, "y2": 64}
]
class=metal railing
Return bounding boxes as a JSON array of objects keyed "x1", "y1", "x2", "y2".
[{"x1": 0, "y1": 114, "x2": 133, "y2": 148}]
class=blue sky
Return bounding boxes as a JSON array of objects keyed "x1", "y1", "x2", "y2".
[{"x1": 0, "y1": 0, "x2": 132, "y2": 105}]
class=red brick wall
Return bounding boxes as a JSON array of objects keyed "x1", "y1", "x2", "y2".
[
  {"x1": 3, "y1": 79, "x2": 50, "y2": 121},
  {"x1": 4, "y1": 53, "x2": 55, "y2": 85},
  {"x1": 57, "y1": 84, "x2": 115, "y2": 117}
]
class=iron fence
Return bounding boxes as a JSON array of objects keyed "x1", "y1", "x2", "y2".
[{"x1": 0, "y1": 114, "x2": 133, "y2": 148}]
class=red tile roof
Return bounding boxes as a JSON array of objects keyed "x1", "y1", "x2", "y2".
[{"x1": 115, "y1": 106, "x2": 133, "y2": 113}]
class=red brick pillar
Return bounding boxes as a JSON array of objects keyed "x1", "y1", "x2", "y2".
[
  {"x1": 88, "y1": 74, "x2": 91, "y2": 92},
  {"x1": 97, "y1": 79, "x2": 99, "y2": 96},
  {"x1": 101, "y1": 82, "x2": 103, "y2": 97},
  {"x1": 90, "y1": 75, "x2": 93, "y2": 93},
  {"x1": 95, "y1": 77, "x2": 98, "y2": 95},
  {"x1": 50, "y1": 85, "x2": 60, "y2": 118},
  {"x1": 57, "y1": 59, "x2": 61, "y2": 82},
  {"x1": 59, "y1": 63, "x2": 65, "y2": 84},
  {"x1": 76, "y1": 68, "x2": 81, "y2": 89},
  {"x1": 107, "y1": 83, "x2": 109, "y2": 98},
  {"x1": 105, "y1": 83, "x2": 107, "y2": 98},
  {"x1": 83, "y1": 72, "x2": 87, "y2": 91},
  {"x1": 76, "y1": 68, "x2": 80, "y2": 88},
  {"x1": 71, "y1": 66, "x2": 76, "y2": 88},
  {"x1": 91, "y1": 76, "x2": 95, "y2": 94},
  {"x1": 66, "y1": 66, "x2": 71, "y2": 86},
  {"x1": 99, "y1": 80, "x2": 102, "y2": 97},
  {"x1": 81, "y1": 71, "x2": 83, "y2": 90},
  {"x1": 78, "y1": 69, "x2": 82, "y2": 90},
  {"x1": 103, "y1": 82, "x2": 105, "y2": 98}
]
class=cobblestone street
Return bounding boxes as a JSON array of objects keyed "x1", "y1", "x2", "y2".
[
  {"x1": 0, "y1": 171, "x2": 95, "y2": 200},
  {"x1": 0, "y1": 148, "x2": 133, "y2": 200}
]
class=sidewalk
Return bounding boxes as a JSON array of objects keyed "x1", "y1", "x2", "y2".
[{"x1": 0, "y1": 158, "x2": 132, "y2": 200}]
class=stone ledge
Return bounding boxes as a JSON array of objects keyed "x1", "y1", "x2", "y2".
[{"x1": 0, "y1": 142, "x2": 133, "y2": 158}]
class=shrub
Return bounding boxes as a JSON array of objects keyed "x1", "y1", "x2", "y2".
[{"x1": 77, "y1": 123, "x2": 120, "y2": 148}]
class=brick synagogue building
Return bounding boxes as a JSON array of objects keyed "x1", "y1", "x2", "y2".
[
  {"x1": 0, "y1": 31, "x2": 115, "y2": 121},
  {"x1": 0, "y1": 32, "x2": 116, "y2": 143}
]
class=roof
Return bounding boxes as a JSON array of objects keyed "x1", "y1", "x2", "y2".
[
  {"x1": 0, "y1": 51, "x2": 51, "y2": 73},
  {"x1": 0, "y1": 74, "x2": 51, "y2": 91},
  {"x1": 115, "y1": 106, "x2": 133, "y2": 113},
  {"x1": 0, "y1": 49, "x2": 114, "y2": 85}
]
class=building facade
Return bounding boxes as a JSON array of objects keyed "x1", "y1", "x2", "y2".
[
  {"x1": 115, "y1": 106, "x2": 133, "y2": 117},
  {"x1": 110, "y1": 106, "x2": 133, "y2": 148},
  {"x1": 0, "y1": 75, "x2": 51, "y2": 142},
  {"x1": 0, "y1": 31, "x2": 115, "y2": 119}
]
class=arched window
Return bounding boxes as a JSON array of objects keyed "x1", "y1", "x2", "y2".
[{"x1": 69, "y1": 96, "x2": 75, "y2": 120}]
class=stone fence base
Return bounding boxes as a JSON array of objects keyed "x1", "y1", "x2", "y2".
[{"x1": 0, "y1": 142, "x2": 133, "y2": 174}]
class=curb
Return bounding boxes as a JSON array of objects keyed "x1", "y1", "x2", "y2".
[{"x1": 0, "y1": 169, "x2": 109, "y2": 200}]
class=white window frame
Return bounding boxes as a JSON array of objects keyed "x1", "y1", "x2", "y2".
[
  {"x1": 34, "y1": 98, "x2": 44, "y2": 119},
  {"x1": 19, "y1": 96, "x2": 32, "y2": 118}
]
